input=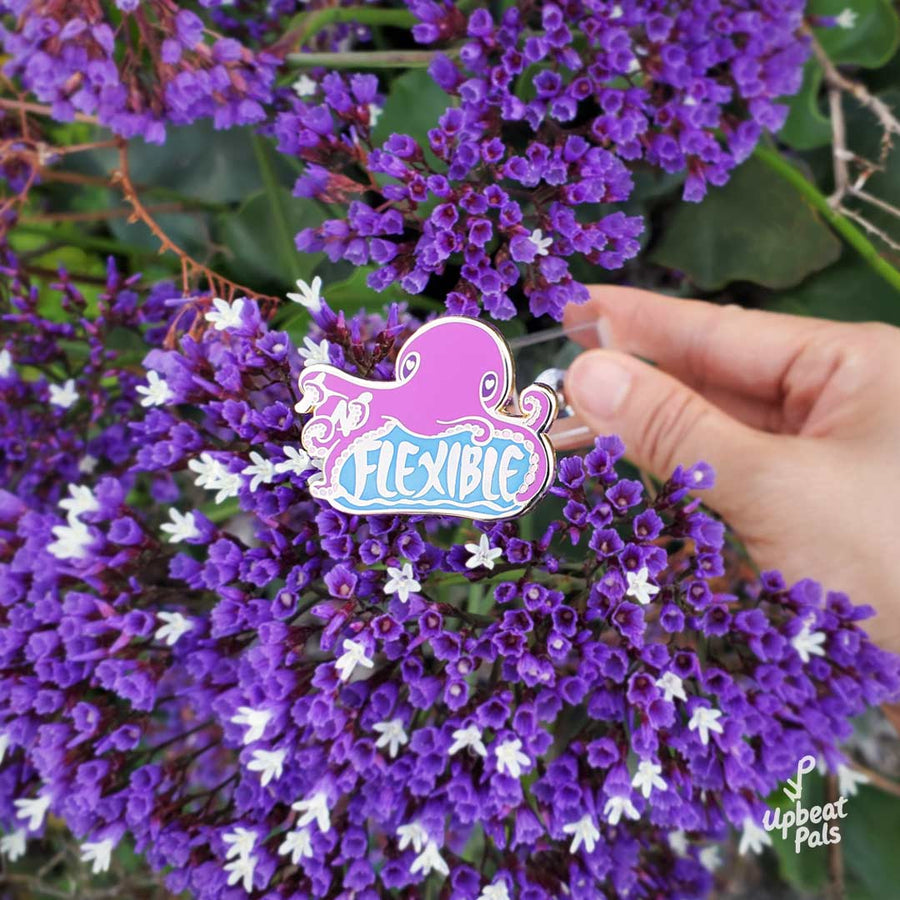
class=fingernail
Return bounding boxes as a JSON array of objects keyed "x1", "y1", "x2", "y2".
[
  {"x1": 596, "y1": 316, "x2": 613, "y2": 349},
  {"x1": 568, "y1": 354, "x2": 632, "y2": 420}
]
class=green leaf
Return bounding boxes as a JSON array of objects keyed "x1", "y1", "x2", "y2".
[
  {"x1": 8, "y1": 230, "x2": 107, "y2": 319},
  {"x1": 650, "y1": 156, "x2": 842, "y2": 290},
  {"x1": 768, "y1": 774, "x2": 829, "y2": 894},
  {"x1": 768, "y1": 253, "x2": 900, "y2": 325},
  {"x1": 841, "y1": 785, "x2": 900, "y2": 899},
  {"x1": 772, "y1": 772, "x2": 900, "y2": 900},
  {"x1": 810, "y1": 0, "x2": 900, "y2": 68},
  {"x1": 780, "y1": 59, "x2": 832, "y2": 150},
  {"x1": 251, "y1": 133, "x2": 307, "y2": 285},
  {"x1": 781, "y1": 2, "x2": 899, "y2": 149},
  {"x1": 217, "y1": 191, "x2": 326, "y2": 291},
  {"x1": 371, "y1": 68, "x2": 450, "y2": 163},
  {"x1": 321, "y1": 266, "x2": 406, "y2": 310},
  {"x1": 71, "y1": 120, "x2": 270, "y2": 204}
]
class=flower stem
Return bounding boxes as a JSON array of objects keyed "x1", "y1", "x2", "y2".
[
  {"x1": 286, "y1": 49, "x2": 441, "y2": 69},
  {"x1": 754, "y1": 144, "x2": 900, "y2": 295}
]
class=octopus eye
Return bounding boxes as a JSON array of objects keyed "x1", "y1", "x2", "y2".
[
  {"x1": 481, "y1": 371, "x2": 499, "y2": 400},
  {"x1": 400, "y1": 352, "x2": 419, "y2": 379}
]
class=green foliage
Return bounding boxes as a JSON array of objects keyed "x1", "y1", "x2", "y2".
[
  {"x1": 780, "y1": 59, "x2": 832, "y2": 151},
  {"x1": 769, "y1": 773, "x2": 900, "y2": 900},
  {"x1": 769, "y1": 254, "x2": 900, "y2": 326},
  {"x1": 218, "y1": 189, "x2": 324, "y2": 288},
  {"x1": 649, "y1": 157, "x2": 842, "y2": 290},
  {"x1": 781, "y1": 1, "x2": 900, "y2": 150},
  {"x1": 811, "y1": 0, "x2": 900, "y2": 68},
  {"x1": 372, "y1": 68, "x2": 450, "y2": 169}
]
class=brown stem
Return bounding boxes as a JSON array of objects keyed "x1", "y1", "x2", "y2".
[
  {"x1": 23, "y1": 202, "x2": 188, "y2": 224},
  {"x1": 0, "y1": 96, "x2": 98, "y2": 124},
  {"x1": 849, "y1": 761, "x2": 900, "y2": 799},
  {"x1": 825, "y1": 774, "x2": 845, "y2": 900},
  {"x1": 111, "y1": 139, "x2": 280, "y2": 311}
]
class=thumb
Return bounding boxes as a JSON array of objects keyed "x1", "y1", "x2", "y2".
[{"x1": 565, "y1": 349, "x2": 770, "y2": 515}]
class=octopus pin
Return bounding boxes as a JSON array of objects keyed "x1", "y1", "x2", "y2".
[{"x1": 297, "y1": 316, "x2": 558, "y2": 520}]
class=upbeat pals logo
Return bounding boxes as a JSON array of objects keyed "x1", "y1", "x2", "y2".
[
  {"x1": 763, "y1": 755, "x2": 849, "y2": 855},
  {"x1": 297, "y1": 316, "x2": 558, "y2": 520}
]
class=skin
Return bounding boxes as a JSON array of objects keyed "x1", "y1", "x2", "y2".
[{"x1": 556, "y1": 285, "x2": 900, "y2": 656}]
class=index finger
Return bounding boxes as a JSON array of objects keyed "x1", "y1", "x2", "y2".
[{"x1": 563, "y1": 286, "x2": 835, "y2": 401}]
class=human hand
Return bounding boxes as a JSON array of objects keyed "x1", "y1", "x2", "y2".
[{"x1": 561, "y1": 286, "x2": 900, "y2": 656}]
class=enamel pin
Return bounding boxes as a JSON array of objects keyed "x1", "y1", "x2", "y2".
[{"x1": 297, "y1": 316, "x2": 558, "y2": 520}]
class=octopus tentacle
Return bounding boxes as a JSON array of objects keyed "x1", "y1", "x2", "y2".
[{"x1": 519, "y1": 383, "x2": 558, "y2": 431}]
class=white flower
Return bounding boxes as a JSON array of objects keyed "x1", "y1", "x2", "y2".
[
  {"x1": 274, "y1": 446, "x2": 313, "y2": 477},
  {"x1": 286, "y1": 276, "x2": 323, "y2": 312},
  {"x1": 243, "y1": 451, "x2": 275, "y2": 492},
  {"x1": 231, "y1": 707, "x2": 272, "y2": 745},
  {"x1": 188, "y1": 453, "x2": 242, "y2": 504},
  {"x1": 224, "y1": 853, "x2": 257, "y2": 893},
  {"x1": 80, "y1": 838, "x2": 115, "y2": 874},
  {"x1": 205, "y1": 297, "x2": 245, "y2": 331},
  {"x1": 410, "y1": 839, "x2": 449, "y2": 878},
  {"x1": 335, "y1": 638, "x2": 374, "y2": 682},
  {"x1": 604, "y1": 794, "x2": 640, "y2": 826},
  {"x1": 247, "y1": 748, "x2": 287, "y2": 787},
  {"x1": 383, "y1": 563, "x2": 421, "y2": 603},
  {"x1": 632, "y1": 760, "x2": 667, "y2": 799},
  {"x1": 215, "y1": 470, "x2": 243, "y2": 503},
  {"x1": 478, "y1": 880, "x2": 510, "y2": 900},
  {"x1": 699, "y1": 845, "x2": 721, "y2": 871},
  {"x1": 188, "y1": 452, "x2": 225, "y2": 489},
  {"x1": 136, "y1": 370, "x2": 174, "y2": 407},
  {"x1": 495, "y1": 738, "x2": 530, "y2": 779},
  {"x1": 0, "y1": 828, "x2": 26, "y2": 862},
  {"x1": 373, "y1": 718, "x2": 409, "y2": 759},
  {"x1": 0, "y1": 732, "x2": 8, "y2": 765},
  {"x1": 223, "y1": 826, "x2": 257, "y2": 860},
  {"x1": 0, "y1": 348, "x2": 12, "y2": 377},
  {"x1": 396, "y1": 821, "x2": 429, "y2": 854},
  {"x1": 154, "y1": 611, "x2": 193, "y2": 646},
  {"x1": 47, "y1": 519, "x2": 93, "y2": 561},
  {"x1": 368, "y1": 103, "x2": 383, "y2": 127},
  {"x1": 292, "y1": 791, "x2": 331, "y2": 833},
  {"x1": 563, "y1": 813, "x2": 601, "y2": 854},
  {"x1": 464, "y1": 533, "x2": 503, "y2": 570},
  {"x1": 49, "y1": 378, "x2": 78, "y2": 409},
  {"x1": 738, "y1": 817, "x2": 772, "y2": 856},
  {"x1": 655, "y1": 671, "x2": 687, "y2": 703},
  {"x1": 668, "y1": 830, "x2": 689, "y2": 856},
  {"x1": 835, "y1": 7, "x2": 857, "y2": 28},
  {"x1": 59, "y1": 483, "x2": 99, "y2": 521},
  {"x1": 78, "y1": 455, "x2": 98, "y2": 474},
  {"x1": 160, "y1": 508, "x2": 200, "y2": 543},
  {"x1": 292, "y1": 74, "x2": 317, "y2": 97},
  {"x1": 625, "y1": 566, "x2": 660, "y2": 605},
  {"x1": 278, "y1": 827, "x2": 313, "y2": 864},
  {"x1": 14, "y1": 795, "x2": 51, "y2": 832},
  {"x1": 449, "y1": 724, "x2": 487, "y2": 758},
  {"x1": 529, "y1": 228, "x2": 553, "y2": 256},
  {"x1": 837, "y1": 762, "x2": 869, "y2": 797},
  {"x1": 299, "y1": 336, "x2": 330, "y2": 367},
  {"x1": 791, "y1": 617, "x2": 827, "y2": 663},
  {"x1": 688, "y1": 705, "x2": 724, "y2": 746}
]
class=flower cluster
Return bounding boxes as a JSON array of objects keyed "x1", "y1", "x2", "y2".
[
  {"x1": 287, "y1": 0, "x2": 809, "y2": 318},
  {"x1": 2, "y1": 0, "x2": 813, "y2": 319},
  {"x1": 1, "y1": 241, "x2": 898, "y2": 898},
  {"x1": 0, "y1": 0, "x2": 279, "y2": 142}
]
